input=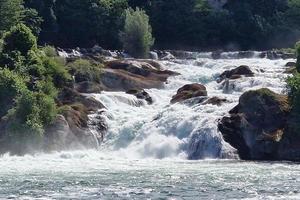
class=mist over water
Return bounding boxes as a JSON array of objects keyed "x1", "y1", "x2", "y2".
[{"x1": 1, "y1": 52, "x2": 299, "y2": 199}]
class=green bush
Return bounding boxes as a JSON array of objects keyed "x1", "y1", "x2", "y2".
[
  {"x1": 42, "y1": 45, "x2": 58, "y2": 57},
  {"x1": 0, "y1": 0, "x2": 23, "y2": 35},
  {"x1": 68, "y1": 59, "x2": 103, "y2": 82},
  {"x1": 2, "y1": 24, "x2": 37, "y2": 56},
  {"x1": 0, "y1": 68, "x2": 27, "y2": 117},
  {"x1": 43, "y1": 57, "x2": 71, "y2": 88},
  {"x1": 120, "y1": 8, "x2": 154, "y2": 58}
]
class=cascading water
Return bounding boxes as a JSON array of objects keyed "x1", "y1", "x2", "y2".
[
  {"x1": 1, "y1": 52, "x2": 298, "y2": 200},
  {"x1": 90, "y1": 52, "x2": 290, "y2": 160}
]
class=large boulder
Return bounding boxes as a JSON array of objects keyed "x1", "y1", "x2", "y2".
[
  {"x1": 218, "y1": 65, "x2": 254, "y2": 83},
  {"x1": 101, "y1": 59, "x2": 179, "y2": 91},
  {"x1": 218, "y1": 88, "x2": 290, "y2": 160},
  {"x1": 171, "y1": 83, "x2": 207, "y2": 104}
]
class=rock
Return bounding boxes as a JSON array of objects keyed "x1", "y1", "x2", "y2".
[
  {"x1": 218, "y1": 65, "x2": 254, "y2": 83},
  {"x1": 75, "y1": 81, "x2": 103, "y2": 93},
  {"x1": 101, "y1": 59, "x2": 179, "y2": 91},
  {"x1": 171, "y1": 83, "x2": 207, "y2": 104},
  {"x1": 58, "y1": 87, "x2": 105, "y2": 111},
  {"x1": 285, "y1": 62, "x2": 296, "y2": 67},
  {"x1": 149, "y1": 51, "x2": 158, "y2": 60},
  {"x1": 44, "y1": 115, "x2": 75, "y2": 151},
  {"x1": 126, "y1": 89, "x2": 153, "y2": 104},
  {"x1": 202, "y1": 97, "x2": 227, "y2": 106},
  {"x1": 218, "y1": 88, "x2": 290, "y2": 160},
  {"x1": 283, "y1": 67, "x2": 297, "y2": 74}
]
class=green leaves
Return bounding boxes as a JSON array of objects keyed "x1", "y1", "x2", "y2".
[{"x1": 121, "y1": 7, "x2": 154, "y2": 58}]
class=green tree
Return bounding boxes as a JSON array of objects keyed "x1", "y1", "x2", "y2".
[
  {"x1": 120, "y1": 8, "x2": 154, "y2": 58},
  {"x1": 0, "y1": 0, "x2": 23, "y2": 35},
  {"x1": 0, "y1": 68, "x2": 27, "y2": 117},
  {"x1": 2, "y1": 24, "x2": 37, "y2": 56}
]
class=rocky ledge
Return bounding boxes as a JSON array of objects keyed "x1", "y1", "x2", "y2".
[{"x1": 218, "y1": 88, "x2": 300, "y2": 161}]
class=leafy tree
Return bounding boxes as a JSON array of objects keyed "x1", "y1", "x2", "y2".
[
  {"x1": 120, "y1": 8, "x2": 154, "y2": 58},
  {"x1": 2, "y1": 24, "x2": 37, "y2": 56},
  {"x1": 0, "y1": 0, "x2": 23, "y2": 35},
  {"x1": 22, "y1": 8, "x2": 43, "y2": 36},
  {"x1": 0, "y1": 68, "x2": 27, "y2": 117}
]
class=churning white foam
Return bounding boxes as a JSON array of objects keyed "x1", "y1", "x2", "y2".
[{"x1": 89, "y1": 54, "x2": 292, "y2": 160}]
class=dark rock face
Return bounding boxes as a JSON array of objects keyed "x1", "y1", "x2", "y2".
[
  {"x1": 218, "y1": 88, "x2": 290, "y2": 160},
  {"x1": 126, "y1": 89, "x2": 153, "y2": 104},
  {"x1": 101, "y1": 59, "x2": 179, "y2": 91},
  {"x1": 171, "y1": 83, "x2": 207, "y2": 104},
  {"x1": 218, "y1": 65, "x2": 254, "y2": 83}
]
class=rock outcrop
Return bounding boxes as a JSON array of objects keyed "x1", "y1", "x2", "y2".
[
  {"x1": 100, "y1": 59, "x2": 179, "y2": 91},
  {"x1": 44, "y1": 87, "x2": 107, "y2": 151},
  {"x1": 217, "y1": 65, "x2": 254, "y2": 83},
  {"x1": 218, "y1": 88, "x2": 291, "y2": 160},
  {"x1": 171, "y1": 83, "x2": 207, "y2": 104}
]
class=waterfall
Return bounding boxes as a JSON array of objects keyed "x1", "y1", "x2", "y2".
[{"x1": 89, "y1": 52, "x2": 291, "y2": 160}]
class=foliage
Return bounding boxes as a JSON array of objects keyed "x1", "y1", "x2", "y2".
[
  {"x1": 42, "y1": 45, "x2": 58, "y2": 57},
  {"x1": 295, "y1": 42, "x2": 300, "y2": 72},
  {"x1": 43, "y1": 56, "x2": 71, "y2": 88},
  {"x1": 0, "y1": 68, "x2": 27, "y2": 117},
  {"x1": 0, "y1": 0, "x2": 23, "y2": 35},
  {"x1": 2, "y1": 24, "x2": 37, "y2": 56},
  {"x1": 68, "y1": 59, "x2": 103, "y2": 82},
  {"x1": 22, "y1": 8, "x2": 43, "y2": 36},
  {"x1": 120, "y1": 8, "x2": 154, "y2": 58}
]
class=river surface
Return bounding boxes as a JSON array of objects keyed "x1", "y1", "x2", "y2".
[{"x1": 1, "y1": 52, "x2": 299, "y2": 199}]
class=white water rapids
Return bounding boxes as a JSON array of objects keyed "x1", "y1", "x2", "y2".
[
  {"x1": 91, "y1": 52, "x2": 291, "y2": 160},
  {"x1": 1, "y1": 52, "x2": 299, "y2": 200}
]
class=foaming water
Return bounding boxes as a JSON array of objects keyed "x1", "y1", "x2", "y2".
[
  {"x1": 0, "y1": 151, "x2": 299, "y2": 199},
  {"x1": 0, "y1": 53, "x2": 297, "y2": 199},
  {"x1": 92, "y1": 56, "x2": 290, "y2": 160}
]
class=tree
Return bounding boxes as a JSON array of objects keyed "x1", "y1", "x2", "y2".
[
  {"x1": 2, "y1": 24, "x2": 37, "y2": 56},
  {"x1": 120, "y1": 8, "x2": 154, "y2": 58},
  {"x1": 0, "y1": 0, "x2": 23, "y2": 35}
]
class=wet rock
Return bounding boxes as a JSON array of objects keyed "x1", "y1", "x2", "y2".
[
  {"x1": 285, "y1": 62, "x2": 296, "y2": 67},
  {"x1": 171, "y1": 83, "x2": 207, "y2": 104},
  {"x1": 283, "y1": 67, "x2": 297, "y2": 74},
  {"x1": 218, "y1": 65, "x2": 254, "y2": 83},
  {"x1": 101, "y1": 59, "x2": 179, "y2": 91},
  {"x1": 126, "y1": 89, "x2": 153, "y2": 104},
  {"x1": 202, "y1": 97, "x2": 227, "y2": 106},
  {"x1": 58, "y1": 87, "x2": 105, "y2": 111},
  {"x1": 218, "y1": 88, "x2": 290, "y2": 160}
]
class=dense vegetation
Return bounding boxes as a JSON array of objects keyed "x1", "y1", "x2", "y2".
[
  {"x1": 11, "y1": 0, "x2": 300, "y2": 49},
  {"x1": 1, "y1": 0, "x2": 300, "y2": 51}
]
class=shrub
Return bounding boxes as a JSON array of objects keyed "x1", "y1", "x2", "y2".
[
  {"x1": 42, "y1": 45, "x2": 58, "y2": 57},
  {"x1": 68, "y1": 59, "x2": 103, "y2": 83},
  {"x1": 2, "y1": 24, "x2": 37, "y2": 56},
  {"x1": 43, "y1": 57, "x2": 71, "y2": 88},
  {"x1": 120, "y1": 8, "x2": 154, "y2": 58},
  {"x1": 295, "y1": 41, "x2": 300, "y2": 73},
  {"x1": 0, "y1": 68, "x2": 27, "y2": 117}
]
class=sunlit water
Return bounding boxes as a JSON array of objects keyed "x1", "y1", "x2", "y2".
[{"x1": 1, "y1": 52, "x2": 299, "y2": 199}]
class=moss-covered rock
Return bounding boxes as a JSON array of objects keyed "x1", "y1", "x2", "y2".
[{"x1": 218, "y1": 88, "x2": 290, "y2": 160}]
